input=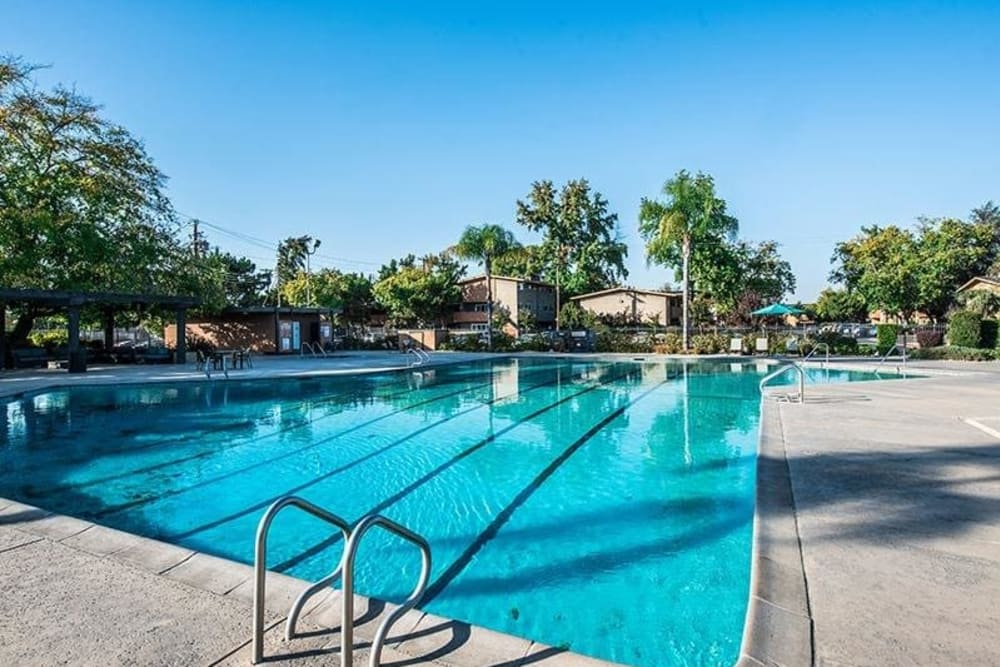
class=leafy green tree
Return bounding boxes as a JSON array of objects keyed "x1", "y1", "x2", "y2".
[
  {"x1": 639, "y1": 170, "x2": 738, "y2": 349},
  {"x1": 279, "y1": 268, "x2": 374, "y2": 329},
  {"x1": 280, "y1": 268, "x2": 343, "y2": 309},
  {"x1": 452, "y1": 223, "x2": 521, "y2": 350},
  {"x1": 695, "y1": 240, "x2": 796, "y2": 323},
  {"x1": 491, "y1": 244, "x2": 546, "y2": 281},
  {"x1": 276, "y1": 235, "x2": 321, "y2": 303},
  {"x1": 515, "y1": 179, "x2": 628, "y2": 328},
  {"x1": 376, "y1": 254, "x2": 416, "y2": 281},
  {"x1": 558, "y1": 301, "x2": 597, "y2": 330},
  {"x1": 831, "y1": 226, "x2": 922, "y2": 322},
  {"x1": 337, "y1": 273, "x2": 376, "y2": 329},
  {"x1": 212, "y1": 251, "x2": 272, "y2": 308},
  {"x1": 372, "y1": 253, "x2": 464, "y2": 327},
  {"x1": 814, "y1": 288, "x2": 869, "y2": 322},
  {"x1": 915, "y1": 217, "x2": 993, "y2": 320},
  {"x1": 0, "y1": 56, "x2": 185, "y2": 344}
]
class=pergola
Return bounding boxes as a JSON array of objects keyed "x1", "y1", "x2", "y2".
[{"x1": 0, "y1": 288, "x2": 199, "y2": 372}]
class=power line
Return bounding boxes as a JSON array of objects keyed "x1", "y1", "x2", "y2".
[{"x1": 175, "y1": 211, "x2": 382, "y2": 268}]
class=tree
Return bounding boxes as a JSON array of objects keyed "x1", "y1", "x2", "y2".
[
  {"x1": 337, "y1": 273, "x2": 376, "y2": 330},
  {"x1": 280, "y1": 268, "x2": 343, "y2": 309},
  {"x1": 915, "y1": 217, "x2": 993, "y2": 320},
  {"x1": 212, "y1": 251, "x2": 272, "y2": 308},
  {"x1": 491, "y1": 244, "x2": 546, "y2": 281},
  {"x1": 694, "y1": 240, "x2": 796, "y2": 323},
  {"x1": 276, "y1": 235, "x2": 321, "y2": 303},
  {"x1": 372, "y1": 253, "x2": 464, "y2": 327},
  {"x1": 830, "y1": 226, "x2": 921, "y2": 322},
  {"x1": 0, "y1": 56, "x2": 185, "y2": 344},
  {"x1": 639, "y1": 170, "x2": 738, "y2": 349},
  {"x1": 452, "y1": 224, "x2": 521, "y2": 349},
  {"x1": 814, "y1": 288, "x2": 869, "y2": 322},
  {"x1": 515, "y1": 179, "x2": 628, "y2": 328}
]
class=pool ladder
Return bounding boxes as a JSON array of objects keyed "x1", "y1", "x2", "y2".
[
  {"x1": 759, "y1": 362, "x2": 806, "y2": 403},
  {"x1": 406, "y1": 347, "x2": 431, "y2": 366},
  {"x1": 252, "y1": 496, "x2": 431, "y2": 667}
]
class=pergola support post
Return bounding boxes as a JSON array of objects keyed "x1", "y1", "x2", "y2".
[
  {"x1": 103, "y1": 308, "x2": 115, "y2": 355},
  {"x1": 67, "y1": 304, "x2": 86, "y2": 373},
  {"x1": 175, "y1": 308, "x2": 187, "y2": 364}
]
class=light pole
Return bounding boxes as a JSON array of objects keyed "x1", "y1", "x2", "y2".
[{"x1": 305, "y1": 239, "x2": 322, "y2": 307}]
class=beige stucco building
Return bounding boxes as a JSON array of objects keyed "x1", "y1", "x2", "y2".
[
  {"x1": 452, "y1": 275, "x2": 556, "y2": 335},
  {"x1": 957, "y1": 276, "x2": 1000, "y2": 298},
  {"x1": 570, "y1": 287, "x2": 682, "y2": 326}
]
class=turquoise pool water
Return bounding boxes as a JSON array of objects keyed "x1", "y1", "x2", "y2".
[{"x1": 0, "y1": 358, "x2": 897, "y2": 666}]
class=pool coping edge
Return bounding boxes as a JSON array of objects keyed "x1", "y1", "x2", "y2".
[
  {"x1": 736, "y1": 398, "x2": 814, "y2": 667},
  {"x1": 0, "y1": 495, "x2": 627, "y2": 667}
]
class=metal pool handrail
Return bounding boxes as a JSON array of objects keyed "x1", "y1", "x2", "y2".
[
  {"x1": 875, "y1": 342, "x2": 907, "y2": 373},
  {"x1": 407, "y1": 347, "x2": 430, "y2": 366},
  {"x1": 802, "y1": 342, "x2": 830, "y2": 368},
  {"x1": 759, "y1": 363, "x2": 805, "y2": 404},
  {"x1": 341, "y1": 514, "x2": 432, "y2": 667},
  {"x1": 252, "y1": 497, "x2": 351, "y2": 664}
]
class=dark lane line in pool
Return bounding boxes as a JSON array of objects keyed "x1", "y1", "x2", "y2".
[
  {"x1": 164, "y1": 366, "x2": 602, "y2": 541},
  {"x1": 272, "y1": 364, "x2": 642, "y2": 573},
  {"x1": 420, "y1": 375, "x2": 672, "y2": 604},
  {"x1": 30, "y1": 372, "x2": 508, "y2": 497},
  {"x1": 5, "y1": 366, "x2": 505, "y2": 481},
  {"x1": 96, "y1": 366, "x2": 579, "y2": 522}
]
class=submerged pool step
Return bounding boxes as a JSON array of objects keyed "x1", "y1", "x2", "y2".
[{"x1": 253, "y1": 495, "x2": 432, "y2": 667}]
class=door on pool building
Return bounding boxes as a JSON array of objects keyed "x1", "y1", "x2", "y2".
[{"x1": 292, "y1": 321, "x2": 301, "y2": 351}]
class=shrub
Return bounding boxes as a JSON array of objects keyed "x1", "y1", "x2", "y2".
[
  {"x1": 595, "y1": 331, "x2": 653, "y2": 354},
  {"x1": 441, "y1": 334, "x2": 485, "y2": 352},
  {"x1": 947, "y1": 311, "x2": 982, "y2": 348},
  {"x1": 914, "y1": 328, "x2": 943, "y2": 349},
  {"x1": 876, "y1": 324, "x2": 899, "y2": 355},
  {"x1": 28, "y1": 330, "x2": 68, "y2": 350},
  {"x1": 910, "y1": 345, "x2": 996, "y2": 361},
  {"x1": 515, "y1": 336, "x2": 550, "y2": 352},
  {"x1": 655, "y1": 332, "x2": 683, "y2": 354},
  {"x1": 690, "y1": 333, "x2": 727, "y2": 354},
  {"x1": 833, "y1": 335, "x2": 858, "y2": 354}
]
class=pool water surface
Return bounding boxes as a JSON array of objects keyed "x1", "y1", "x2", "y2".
[{"x1": 0, "y1": 358, "x2": 897, "y2": 666}]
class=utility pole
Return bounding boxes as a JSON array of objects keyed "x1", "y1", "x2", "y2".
[{"x1": 190, "y1": 219, "x2": 205, "y2": 258}]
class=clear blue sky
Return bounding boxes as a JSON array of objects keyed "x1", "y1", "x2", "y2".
[{"x1": 4, "y1": 1, "x2": 999, "y2": 300}]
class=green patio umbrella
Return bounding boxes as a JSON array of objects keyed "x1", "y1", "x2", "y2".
[{"x1": 751, "y1": 303, "x2": 805, "y2": 317}]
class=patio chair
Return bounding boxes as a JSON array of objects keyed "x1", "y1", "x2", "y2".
[
  {"x1": 785, "y1": 337, "x2": 800, "y2": 355},
  {"x1": 729, "y1": 336, "x2": 743, "y2": 354},
  {"x1": 195, "y1": 350, "x2": 208, "y2": 371},
  {"x1": 755, "y1": 336, "x2": 769, "y2": 355}
]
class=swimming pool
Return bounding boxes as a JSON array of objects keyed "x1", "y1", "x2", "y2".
[{"x1": 0, "y1": 358, "x2": 896, "y2": 666}]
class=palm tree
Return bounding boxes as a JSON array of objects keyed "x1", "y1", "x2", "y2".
[
  {"x1": 453, "y1": 224, "x2": 521, "y2": 350},
  {"x1": 638, "y1": 171, "x2": 737, "y2": 350}
]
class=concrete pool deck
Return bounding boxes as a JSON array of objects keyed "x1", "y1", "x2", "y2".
[
  {"x1": 748, "y1": 359, "x2": 1000, "y2": 666},
  {"x1": 1, "y1": 354, "x2": 998, "y2": 665}
]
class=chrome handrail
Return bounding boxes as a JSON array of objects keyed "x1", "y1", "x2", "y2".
[
  {"x1": 341, "y1": 514, "x2": 432, "y2": 667},
  {"x1": 252, "y1": 497, "x2": 351, "y2": 664},
  {"x1": 802, "y1": 342, "x2": 830, "y2": 368},
  {"x1": 875, "y1": 342, "x2": 907, "y2": 372},
  {"x1": 300, "y1": 342, "x2": 323, "y2": 357},
  {"x1": 407, "y1": 347, "x2": 430, "y2": 366},
  {"x1": 759, "y1": 362, "x2": 805, "y2": 403}
]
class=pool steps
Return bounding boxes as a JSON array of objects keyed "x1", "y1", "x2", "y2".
[{"x1": 253, "y1": 495, "x2": 431, "y2": 667}]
